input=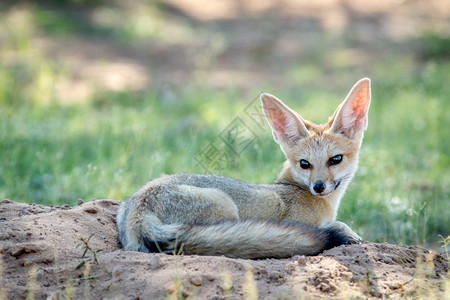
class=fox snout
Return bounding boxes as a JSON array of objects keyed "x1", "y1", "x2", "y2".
[
  {"x1": 311, "y1": 179, "x2": 342, "y2": 196},
  {"x1": 313, "y1": 181, "x2": 326, "y2": 194}
]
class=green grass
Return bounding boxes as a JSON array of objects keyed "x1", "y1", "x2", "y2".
[
  {"x1": 0, "y1": 2, "x2": 448, "y2": 249},
  {"x1": 1, "y1": 60, "x2": 449, "y2": 248}
]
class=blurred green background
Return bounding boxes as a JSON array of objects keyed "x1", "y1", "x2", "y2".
[{"x1": 0, "y1": 0, "x2": 449, "y2": 249}]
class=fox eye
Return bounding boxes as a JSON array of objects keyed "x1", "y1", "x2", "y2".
[
  {"x1": 300, "y1": 159, "x2": 311, "y2": 169},
  {"x1": 329, "y1": 155, "x2": 343, "y2": 166}
]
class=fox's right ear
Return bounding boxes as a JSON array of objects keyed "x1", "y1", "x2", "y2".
[{"x1": 260, "y1": 93, "x2": 310, "y2": 148}]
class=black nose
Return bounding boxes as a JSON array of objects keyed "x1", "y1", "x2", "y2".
[{"x1": 313, "y1": 181, "x2": 326, "y2": 194}]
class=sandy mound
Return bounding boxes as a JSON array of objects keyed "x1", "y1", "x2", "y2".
[{"x1": 0, "y1": 199, "x2": 447, "y2": 299}]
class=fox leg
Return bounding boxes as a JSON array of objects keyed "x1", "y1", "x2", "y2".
[{"x1": 153, "y1": 185, "x2": 240, "y2": 224}]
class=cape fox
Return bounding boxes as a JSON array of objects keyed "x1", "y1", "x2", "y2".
[{"x1": 117, "y1": 78, "x2": 371, "y2": 259}]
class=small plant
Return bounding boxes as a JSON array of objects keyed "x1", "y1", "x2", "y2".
[
  {"x1": 0, "y1": 254, "x2": 6, "y2": 299},
  {"x1": 76, "y1": 233, "x2": 103, "y2": 268},
  {"x1": 242, "y1": 266, "x2": 258, "y2": 300},
  {"x1": 172, "y1": 237, "x2": 185, "y2": 256},
  {"x1": 166, "y1": 274, "x2": 183, "y2": 300},
  {"x1": 363, "y1": 269, "x2": 384, "y2": 297},
  {"x1": 221, "y1": 272, "x2": 233, "y2": 299},
  {"x1": 75, "y1": 233, "x2": 110, "y2": 281},
  {"x1": 83, "y1": 261, "x2": 92, "y2": 299},
  {"x1": 438, "y1": 235, "x2": 450, "y2": 267},
  {"x1": 26, "y1": 265, "x2": 38, "y2": 300}
]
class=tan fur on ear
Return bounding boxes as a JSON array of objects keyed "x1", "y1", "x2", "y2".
[
  {"x1": 260, "y1": 93, "x2": 310, "y2": 146},
  {"x1": 328, "y1": 78, "x2": 371, "y2": 140}
]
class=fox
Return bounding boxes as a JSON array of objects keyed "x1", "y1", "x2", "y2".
[{"x1": 116, "y1": 78, "x2": 371, "y2": 259}]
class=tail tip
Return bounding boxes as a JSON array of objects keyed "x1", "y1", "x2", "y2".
[
  {"x1": 143, "y1": 237, "x2": 175, "y2": 253},
  {"x1": 322, "y1": 227, "x2": 361, "y2": 251}
]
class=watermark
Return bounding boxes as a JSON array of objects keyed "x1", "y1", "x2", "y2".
[
  {"x1": 194, "y1": 142, "x2": 233, "y2": 174},
  {"x1": 219, "y1": 117, "x2": 257, "y2": 155},
  {"x1": 194, "y1": 94, "x2": 267, "y2": 175}
]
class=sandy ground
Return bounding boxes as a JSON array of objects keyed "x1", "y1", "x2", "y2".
[{"x1": 0, "y1": 199, "x2": 447, "y2": 299}]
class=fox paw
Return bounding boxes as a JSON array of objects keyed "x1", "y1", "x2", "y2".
[{"x1": 322, "y1": 221, "x2": 363, "y2": 244}]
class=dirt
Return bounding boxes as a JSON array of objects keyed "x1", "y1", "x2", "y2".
[{"x1": 0, "y1": 199, "x2": 447, "y2": 299}]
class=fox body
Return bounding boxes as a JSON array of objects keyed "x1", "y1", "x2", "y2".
[{"x1": 117, "y1": 78, "x2": 371, "y2": 259}]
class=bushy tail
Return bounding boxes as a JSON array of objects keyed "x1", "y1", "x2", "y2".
[
  {"x1": 166, "y1": 220, "x2": 354, "y2": 259},
  {"x1": 118, "y1": 208, "x2": 355, "y2": 259}
]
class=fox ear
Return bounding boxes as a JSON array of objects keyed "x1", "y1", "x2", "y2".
[
  {"x1": 260, "y1": 93, "x2": 310, "y2": 147},
  {"x1": 329, "y1": 78, "x2": 371, "y2": 140}
]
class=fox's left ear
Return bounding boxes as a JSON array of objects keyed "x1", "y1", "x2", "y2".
[{"x1": 329, "y1": 78, "x2": 371, "y2": 140}]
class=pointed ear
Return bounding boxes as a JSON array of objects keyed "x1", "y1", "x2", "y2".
[
  {"x1": 260, "y1": 93, "x2": 310, "y2": 147},
  {"x1": 329, "y1": 78, "x2": 371, "y2": 140}
]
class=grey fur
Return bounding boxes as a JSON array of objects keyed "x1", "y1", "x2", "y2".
[{"x1": 116, "y1": 174, "x2": 361, "y2": 259}]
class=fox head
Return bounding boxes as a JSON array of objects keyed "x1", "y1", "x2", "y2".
[{"x1": 261, "y1": 78, "x2": 371, "y2": 198}]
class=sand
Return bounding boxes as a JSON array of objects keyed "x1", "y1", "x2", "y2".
[{"x1": 0, "y1": 199, "x2": 447, "y2": 299}]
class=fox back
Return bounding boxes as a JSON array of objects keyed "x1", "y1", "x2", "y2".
[{"x1": 117, "y1": 78, "x2": 371, "y2": 259}]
